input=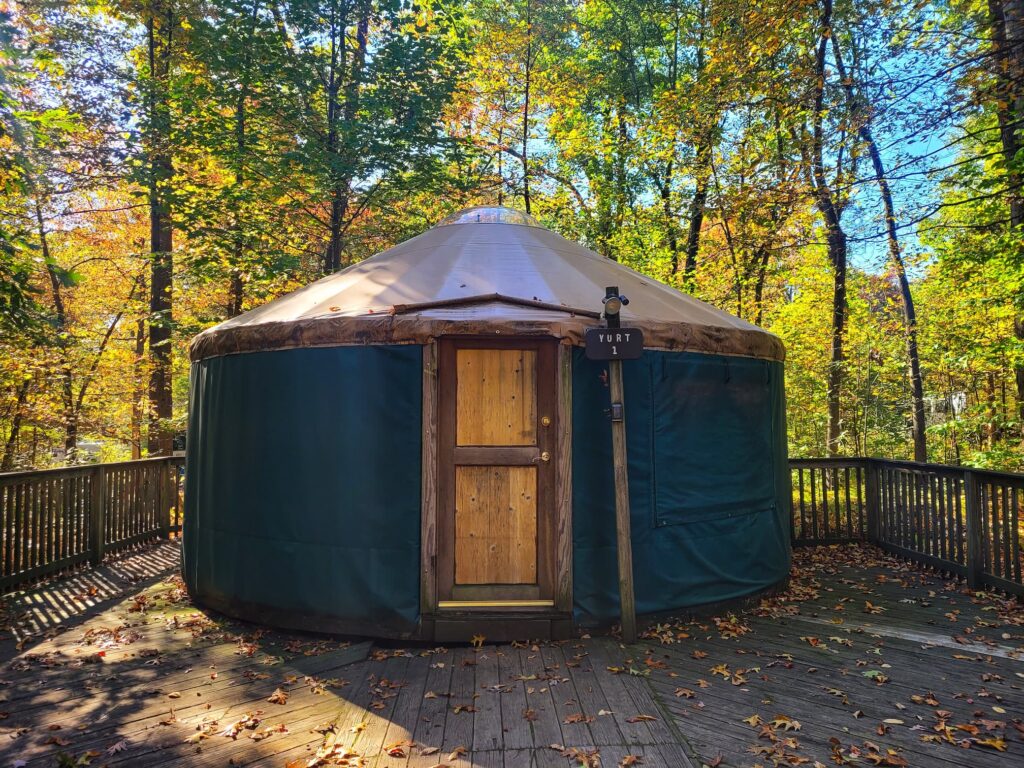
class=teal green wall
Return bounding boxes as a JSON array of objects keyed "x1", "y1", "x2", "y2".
[
  {"x1": 571, "y1": 349, "x2": 790, "y2": 624},
  {"x1": 183, "y1": 345, "x2": 422, "y2": 634}
]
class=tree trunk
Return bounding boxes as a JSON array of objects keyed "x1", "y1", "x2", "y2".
[
  {"x1": 1, "y1": 378, "x2": 30, "y2": 471},
  {"x1": 831, "y1": 36, "x2": 928, "y2": 462},
  {"x1": 522, "y1": 0, "x2": 532, "y2": 214},
  {"x1": 147, "y1": 3, "x2": 175, "y2": 456},
  {"x1": 988, "y1": 0, "x2": 1024, "y2": 432},
  {"x1": 660, "y1": 162, "x2": 679, "y2": 274},
  {"x1": 35, "y1": 200, "x2": 78, "y2": 462},
  {"x1": 683, "y1": 140, "x2": 709, "y2": 287},
  {"x1": 753, "y1": 244, "x2": 772, "y2": 325},
  {"x1": 131, "y1": 318, "x2": 146, "y2": 460},
  {"x1": 825, "y1": 229, "x2": 848, "y2": 456},
  {"x1": 809, "y1": 0, "x2": 849, "y2": 457},
  {"x1": 325, "y1": 5, "x2": 368, "y2": 274},
  {"x1": 227, "y1": 0, "x2": 260, "y2": 317}
]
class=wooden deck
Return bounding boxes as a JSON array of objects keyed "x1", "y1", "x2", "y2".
[{"x1": 0, "y1": 544, "x2": 1021, "y2": 767}]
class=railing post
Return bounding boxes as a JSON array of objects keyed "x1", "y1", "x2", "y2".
[
  {"x1": 864, "y1": 459, "x2": 879, "y2": 543},
  {"x1": 89, "y1": 465, "x2": 106, "y2": 566},
  {"x1": 964, "y1": 470, "x2": 982, "y2": 589},
  {"x1": 158, "y1": 458, "x2": 171, "y2": 539}
]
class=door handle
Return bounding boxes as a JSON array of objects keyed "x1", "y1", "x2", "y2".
[{"x1": 539, "y1": 451, "x2": 551, "y2": 462}]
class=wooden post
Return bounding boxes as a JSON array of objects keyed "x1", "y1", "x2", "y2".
[
  {"x1": 89, "y1": 465, "x2": 106, "y2": 566},
  {"x1": 864, "y1": 459, "x2": 879, "y2": 543},
  {"x1": 964, "y1": 469, "x2": 982, "y2": 589},
  {"x1": 158, "y1": 459, "x2": 171, "y2": 539},
  {"x1": 608, "y1": 358, "x2": 637, "y2": 644}
]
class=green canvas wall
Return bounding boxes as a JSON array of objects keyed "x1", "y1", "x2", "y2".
[
  {"x1": 183, "y1": 343, "x2": 789, "y2": 635},
  {"x1": 571, "y1": 349, "x2": 791, "y2": 625},
  {"x1": 182, "y1": 345, "x2": 423, "y2": 635}
]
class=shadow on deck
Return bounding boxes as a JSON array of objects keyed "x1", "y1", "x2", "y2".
[{"x1": 0, "y1": 544, "x2": 1021, "y2": 767}]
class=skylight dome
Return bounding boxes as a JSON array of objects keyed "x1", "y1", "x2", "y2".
[{"x1": 436, "y1": 205, "x2": 543, "y2": 228}]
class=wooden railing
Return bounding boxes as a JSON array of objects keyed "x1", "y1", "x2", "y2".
[
  {"x1": 791, "y1": 457, "x2": 1024, "y2": 598},
  {"x1": 2, "y1": 454, "x2": 1019, "y2": 598},
  {"x1": 0, "y1": 456, "x2": 184, "y2": 592}
]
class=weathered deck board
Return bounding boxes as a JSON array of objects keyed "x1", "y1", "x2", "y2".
[
  {"x1": 1, "y1": 541, "x2": 1022, "y2": 767},
  {"x1": 625, "y1": 545, "x2": 1024, "y2": 767}
]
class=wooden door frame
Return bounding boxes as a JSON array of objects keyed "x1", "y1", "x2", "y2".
[{"x1": 420, "y1": 336, "x2": 572, "y2": 616}]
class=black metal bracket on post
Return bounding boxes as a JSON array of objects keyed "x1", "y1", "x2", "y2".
[{"x1": 604, "y1": 286, "x2": 621, "y2": 329}]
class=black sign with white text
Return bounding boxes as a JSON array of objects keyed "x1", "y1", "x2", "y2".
[{"x1": 584, "y1": 327, "x2": 644, "y2": 360}]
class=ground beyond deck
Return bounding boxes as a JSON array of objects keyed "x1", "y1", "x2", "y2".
[{"x1": 0, "y1": 544, "x2": 1021, "y2": 767}]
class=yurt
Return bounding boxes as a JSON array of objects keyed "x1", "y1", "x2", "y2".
[{"x1": 183, "y1": 206, "x2": 790, "y2": 641}]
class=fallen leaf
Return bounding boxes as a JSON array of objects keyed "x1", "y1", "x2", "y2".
[
  {"x1": 563, "y1": 712, "x2": 594, "y2": 724},
  {"x1": 448, "y1": 746, "x2": 468, "y2": 760},
  {"x1": 267, "y1": 688, "x2": 288, "y2": 705},
  {"x1": 973, "y1": 736, "x2": 1007, "y2": 751}
]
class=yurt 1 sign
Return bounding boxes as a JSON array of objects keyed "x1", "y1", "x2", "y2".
[{"x1": 183, "y1": 206, "x2": 791, "y2": 641}]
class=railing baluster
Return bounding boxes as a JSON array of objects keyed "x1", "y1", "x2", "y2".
[
  {"x1": 844, "y1": 466, "x2": 852, "y2": 540},
  {"x1": 797, "y1": 468, "x2": 806, "y2": 541},
  {"x1": 831, "y1": 466, "x2": 841, "y2": 539},
  {"x1": 1000, "y1": 484, "x2": 1012, "y2": 582},
  {"x1": 1010, "y1": 486, "x2": 1021, "y2": 584},
  {"x1": 983, "y1": 481, "x2": 991, "y2": 577},
  {"x1": 809, "y1": 468, "x2": 818, "y2": 542},
  {"x1": 950, "y1": 479, "x2": 958, "y2": 569}
]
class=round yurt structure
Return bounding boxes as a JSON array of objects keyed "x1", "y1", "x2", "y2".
[{"x1": 183, "y1": 206, "x2": 790, "y2": 641}]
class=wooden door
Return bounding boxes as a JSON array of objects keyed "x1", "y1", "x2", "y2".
[{"x1": 437, "y1": 338, "x2": 557, "y2": 607}]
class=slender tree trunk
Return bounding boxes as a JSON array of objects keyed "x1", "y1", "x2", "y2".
[
  {"x1": 324, "y1": 6, "x2": 343, "y2": 274},
  {"x1": 988, "y1": 0, "x2": 1024, "y2": 431},
  {"x1": 825, "y1": 228, "x2": 848, "y2": 458},
  {"x1": 753, "y1": 245, "x2": 772, "y2": 325},
  {"x1": 660, "y1": 162, "x2": 679, "y2": 274},
  {"x1": 497, "y1": 127, "x2": 504, "y2": 206},
  {"x1": 228, "y1": 73, "x2": 246, "y2": 316},
  {"x1": 147, "y1": 3, "x2": 175, "y2": 456},
  {"x1": 831, "y1": 37, "x2": 928, "y2": 461},
  {"x1": 681, "y1": 15, "x2": 709, "y2": 287},
  {"x1": 132, "y1": 319, "x2": 145, "y2": 460},
  {"x1": 1, "y1": 378, "x2": 30, "y2": 471},
  {"x1": 325, "y1": 5, "x2": 368, "y2": 274},
  {"x1": 683, "y1": 140, "x2": 709, "y2": 286},
  {"x1": 227, "y1": 0, "x2": 260, "y2": 317},
  {"x1": 34, "y1": 201, "x2": 78, "y2": 462},
  {"x1": 522, "y1": 0, "x2": 532, "y2": 214},
  {"x1": 809, "y1": 0, "x2": 849, "y2": 457}
]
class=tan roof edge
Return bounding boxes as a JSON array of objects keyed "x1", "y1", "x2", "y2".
[{"x1": 189, "y1": 314, "x2": 785, "y2": 363}]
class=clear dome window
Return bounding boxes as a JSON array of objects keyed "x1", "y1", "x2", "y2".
[{"x1": 437, "y1": 206, "x2": 543, "y2": 228}]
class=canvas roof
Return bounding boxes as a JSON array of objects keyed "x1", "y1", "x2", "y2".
[{"x1": 190, "y1": 207, "x2": 783, "y2": 362}]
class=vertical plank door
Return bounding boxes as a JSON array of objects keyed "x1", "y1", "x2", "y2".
[{"x1": 437, "y1": 339, "x2": 557, "y2": 606}]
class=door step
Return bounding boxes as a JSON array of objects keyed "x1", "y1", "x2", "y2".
[{"x1": 422, "y1": 611, "x2": 573, "y2": 642}]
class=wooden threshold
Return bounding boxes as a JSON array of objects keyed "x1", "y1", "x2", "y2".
[{"x1": 437, "y1": 599, "x2": 556, "y2": 609}]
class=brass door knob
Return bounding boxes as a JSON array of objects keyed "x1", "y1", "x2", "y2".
[
  {"x1": 541, "y1": 416, "x2": 552, "y2": 427},
  {"x1": 540, "y1": 451, "x2": 551, "y2": 462}
]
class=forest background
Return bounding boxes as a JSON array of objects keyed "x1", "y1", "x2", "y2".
[{"x1": 1, "y1": 0, "x2": 1022, "y2": 471}]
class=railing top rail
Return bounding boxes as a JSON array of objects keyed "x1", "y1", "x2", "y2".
[
  {"x1": 0, "y1": 454, "x2": 184, "y2": 483},
  {"x1": 789, "y1": 457, "x2": 870, "y2": 467},
  {"x1": 790, "y1": 456, "x2": 1023, "y2": 484},
  {"x1": 865, "y1": 457, "x2": 1024, "y2": 484}
]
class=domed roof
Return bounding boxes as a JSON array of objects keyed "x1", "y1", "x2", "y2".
[{"x1": 190, "y1": 207, "x2": 783, "y2": 362}]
